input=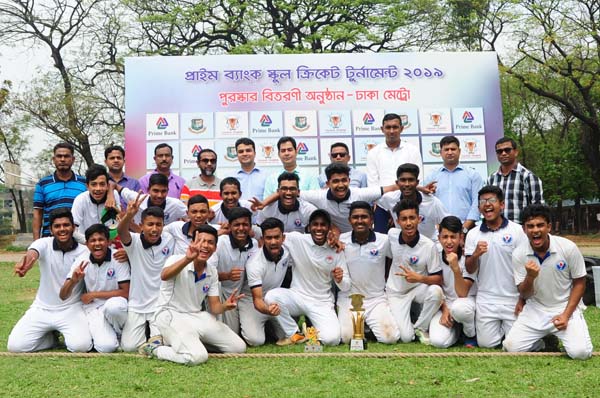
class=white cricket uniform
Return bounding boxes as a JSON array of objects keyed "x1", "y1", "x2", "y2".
[
  {"x1": 152, "y1": 256, "x2": 246, "y2": 365},
  {"x1": 7, "y1": 238, "x2": 92, "y2": 353},
  {"x1": 338, "y1": 231, "x2": 400, "y2": 344},
  {"x1": 121, "y1": 232, "x2": 175, "y2": 352},
  {"x1": 386, "y1": 229, "x2": 443, "y2": 343},
  {"x1": 265, "y1": 232, "x2": 351, "y2": 346},
  {"x1": 210, "y1": 200, "x2": 255, "y2": 224},
  {"x1": 71, "y1": 190, "x2": 121, "y2": 239},
  {"x1": 256, "y1": 199, "x2": 317, "y2": 233},
  {"x1": 164, "y1": 221, "x2": 225, "y2": 255},
  {"x1": 465, "y1": 218, "x2": 526, "y2": 348},
  {"x1": 243, "y1": 247, "x2": 292, "y2": 345},
  {"x1": 67, "y1": 250, "x2": 130, "y2": 353},
  {"x1": 300, "y1": 187, "x2": 383, "y2": 233},
  {"x1": 207, "y1": 234, "x2": 259, "y2": 334},
  {"x1": 378, "y1": 191, "x2": 448, "y2": 244},
  {"x1": 503, "y1": 235, "x2": 593, "y2": 359},
  {"x1": 121, "y1": 187, "x2": 187, "y2": 226},
  {"x1": 429, "y1": 254, "x2": 477, "y2": 348}
]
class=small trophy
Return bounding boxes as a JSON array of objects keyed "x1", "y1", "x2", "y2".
[
  {"x1": 349, "y1": 294, "x2": 367, "y2": 351},
  {"x1": 303, "y1": 323, "x2": 323, "y2": 352}
]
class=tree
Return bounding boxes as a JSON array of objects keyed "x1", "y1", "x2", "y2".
[
  {"x1": 125, "y1": 0, "x2": 444, "y2": 55},
  {"x1": 0, "y1": 0, "x2": 126, "y2": 165},
  {"x1": 0, "y1": 79, "x2": 31, "y2": 233}
]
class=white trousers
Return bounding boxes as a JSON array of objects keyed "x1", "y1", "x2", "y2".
[
  {"x1": 388, "y1": 284, "x2": 444, "y2": 343},
  {"x1": 503, "y1": 303, "x2": 593, "y2": 360},
  {"x1": 338, "y1": 295, "x2": 400, "y2": 344},
  {"x1": 476, "y1": 301, "x2": 516, "y2": 348},
  {"x1": 429, "y1": 297, "x2": 476, "y2": 349},
  {"x1": 121, "y1": 310, "x2": 159, "y2": 352},
  {"x1": 153, "y1": 309, "x2": 246, "y2": 365},
  {"x1": 238, "y1": 296, "x2": 284, "y2": 346},
  {"x1": 84, "y1": 297, "x2": 128, "y2": 353},
  {"x1": 7, "y1": 304, "x2": 92, "y2": 353},
  {"x1": 265, "y1": 288, "x2": 341, "y2": 346}
]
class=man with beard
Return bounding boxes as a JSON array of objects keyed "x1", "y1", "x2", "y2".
[
  {"x1": 139, "y1": 143, "x2": 185, "y2": 199},
  {"x1": 180, "y1": 148, "x2": 222, "y2": 207}
]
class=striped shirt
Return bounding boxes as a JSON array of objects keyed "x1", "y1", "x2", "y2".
[
  {"x1": 33, "y1": 172, "x2": 87, "y2": 237},
  {"x1": 487, "y1": 163, "x2": 544, "y2": 224}
]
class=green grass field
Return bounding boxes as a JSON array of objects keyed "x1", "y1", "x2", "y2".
[{"x1": 1, "y1": 261, "x2": 599, "y2": 398}]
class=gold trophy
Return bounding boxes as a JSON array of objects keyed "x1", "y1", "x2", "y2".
[
  {"x1": 349, "y1": 294, "x2": 367, "y2": 351},
  {"x1": 303, "y1": 322, "x2": 323, "y2": 352}
]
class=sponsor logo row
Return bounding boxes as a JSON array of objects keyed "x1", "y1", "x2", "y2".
[{"x1": 145, "y1": 108, "x2": 485, "y2": 141}]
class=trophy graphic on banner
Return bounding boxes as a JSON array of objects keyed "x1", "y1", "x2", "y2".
[{"x1": 349, "y1": 294, "x2": 367, "y2": 351}]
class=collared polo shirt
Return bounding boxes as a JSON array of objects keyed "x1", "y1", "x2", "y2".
[
  {"x1": 139, "y1": 170, "x2": 186, "y2": 199},
  {"x1": 340, "y1": 230, "x2": 391, "y2": 299},
  {"x1": 256, "y1": 199, "x2": 316, "y2": 233},
  {"x1": 180, "y1": 175, "x2": 222, "y2": 207},
  {"x1": 123, "y1": 232, "x2": 175, "y2": 313},
  {"x1": 282, "y1": 232, "x2": 351, "y2": 303},
  {"x1": 263, "y1": 167, "x2": 320, "y2": 197},
  {"x1": 121, "y1": 187, "x2": 187, "y2": 226},
  {"x1": 207, "y1": 234, "x2": 259, "y2": 296},
  {"x1": 233, "y1": 167, "x2": 268, "y2": 201},
  {"x1": 33, "y1": 172, "x2": 87, "y2": 237},
  {"x1": 386, "y1": 229, "x2": 441, "y2": 296},
  {"x1": 513, "y1": 235, "x2": 586, "y2": 312},
  {"x1": 465, "y1": 217, "x2": 526, "y2": 305},
  {"x1": 71, "y1": 190, "x2": 121, "y2": 235},
  {"x1": 366, "y1": 141, "x2": 423, "y2": 187},
  {"x1": 28, "y1": 237, "x2": 88, "y2": 310},
  {"x1": 439, "y1": 253, "x2": 477, "y2": 304},
  {"x1": 318, "y1": 168, "x2": 367, "y2": 189},
  {"x1": 246, "y1": 247, "x2": 292, "y2": 293},
  {"x1": 155, "y1": 256, "x2": 220, "y2": 314}
]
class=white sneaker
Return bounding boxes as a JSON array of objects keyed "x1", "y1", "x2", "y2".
[{"x1": 415, "y1": 329, "x2": 431, "y2": 345}]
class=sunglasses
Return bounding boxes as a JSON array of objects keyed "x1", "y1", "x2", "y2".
[
  {"x1": 331, "y1": 152, "x2": 348, "y2": 158},
  {"x1": 199, "y1": 158, "x2": 216, "y2": 164},
  {"x1": 495, "y1": 147, "x2": 514, "y2": 155}
]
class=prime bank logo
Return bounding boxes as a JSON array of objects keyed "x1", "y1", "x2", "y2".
[
  {"x1": 363, "y1": 112, "x2": 375, "y2": 125},
  {"x1": 462, "y1": 111, "x2": 475, "y2": 123},
  {"x1": 260, "y1": 114, "x2": 272, "y2": 127},
  {"x1": 191, "y1": 144, "x2": 202, "y2": 158},
  {"x1": 156, "y1": 116, "x2": 169, "y2": 130},
  {"x1": 297, "y1": 142, "x2": 309, "y2": 155}
]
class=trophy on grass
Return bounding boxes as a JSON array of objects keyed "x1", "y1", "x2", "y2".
[
  {"x1": 349, "y1": 294, "x2": 367, "y2": 351},
  {"x1": 303, "y1": 322, "x2": 323, "y2": 352}
]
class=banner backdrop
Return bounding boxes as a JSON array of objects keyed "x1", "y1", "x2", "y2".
[{"x1": 125, "y1": 52, "x2": 503, "y2": 181}]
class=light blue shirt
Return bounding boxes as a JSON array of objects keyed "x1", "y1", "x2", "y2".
[
  {"x1": 318, "y1": 167, "x2": 368, "y2": 189},
  {"x1": 233, "y1": 167, "x2": 267, "y2": 200},
  {"x1": 424, "y1": 164, "x2": 483, "y2": 223},
  {"x1": 263, "y1": 167, "x2": 320, "y2": 197}
]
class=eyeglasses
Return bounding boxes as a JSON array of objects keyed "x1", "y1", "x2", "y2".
[
  {"x1": 200, "y1": 158, "x2": 216, "y2": 164},
  {"x1": 331, "y1": 152, "x2": 348, "y2": 158},
  {"x1": 479, "y1": 197, "x2": 500, "y2": 205},
  {"x1": 495, "y1": 147, "x2": 513, "y2": 155}
]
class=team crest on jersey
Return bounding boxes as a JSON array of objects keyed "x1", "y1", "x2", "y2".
[
  {"x1": 556, "y1": 261, "x2": 567, "y2": 271},
  {"x1": 325, "y1": 255, "x2": 334, "y2": 264},
  {"x1": 294, "y1": 219, "x2": 302, "y2": 227},
  {"x1": 409, "y1": 256, "x2": 419, "y2": 265},
  {"x1": 162, "y1": 247, "x2": 170, "y2": 256},
  {"x1": 502, "y1": 234, "x2": 513, "y2": 244},
  {"x1": 106, "y1": 268, "x2": 116, "y2": 279},
  {"x1": 202, "y1": 284, "x2": 210, "y2": 293},
  {"x1": 370, "y1": 249, "x2": 379, "y2": 257},
  {"x1": 419, "y1": 215, "x2": 425, "y2": 223}
]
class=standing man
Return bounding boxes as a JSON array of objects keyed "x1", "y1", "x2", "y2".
[
  {"x1": 8, "y1": 208, "x2": 92, "y2": 353},
  {"x1": 33, "y1": 142, "x2": 87, "y2": 240},
  {"x1": 232, "y1": 138, "x2": 267, "y2": 201},
  {"x1": 424, "y1": 136, "x2": 483, "y2": 233},
  {"x1": 263, "y1": 137, "x2": 320, "y2": 197},
  {"x1": 180, "y1": 148, "x2": 222, "y2": 207},
  {"x1": 317, "y1": 142, "x2": 367, "y2": 189},
  {"x1": 139, "y1": 143, "x2": 186, "y2": 199},
  {"x1": 104, "y1": 145, "x2": 140, "y2": 210},
  {"x1": 366, "y1": 113, "x2": 423, "y2": 233},
  {"x1": 465, "y1": 185, "x2": 527, "y2": 348},
  {"x1": 488, "y1": 137, "x2": 544, "y2": 224},
  {"x1": 503, "y1": 204, "x2": 592, "y2": 360},
  {"x1": 338, "y1": 201, "x2": 400, "y2": 344}
]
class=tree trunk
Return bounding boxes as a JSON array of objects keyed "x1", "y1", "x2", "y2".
[
  {"x1": 556, "y1": 200, "x2": 563, "y2": 234},
  {"x1": 574, "y1": 195, "x2": 581, "y2": 234}
]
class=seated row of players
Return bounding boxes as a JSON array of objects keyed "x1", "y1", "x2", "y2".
[{"x1": 8, "y1": 160, "x2": 592, "y2": 362}]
